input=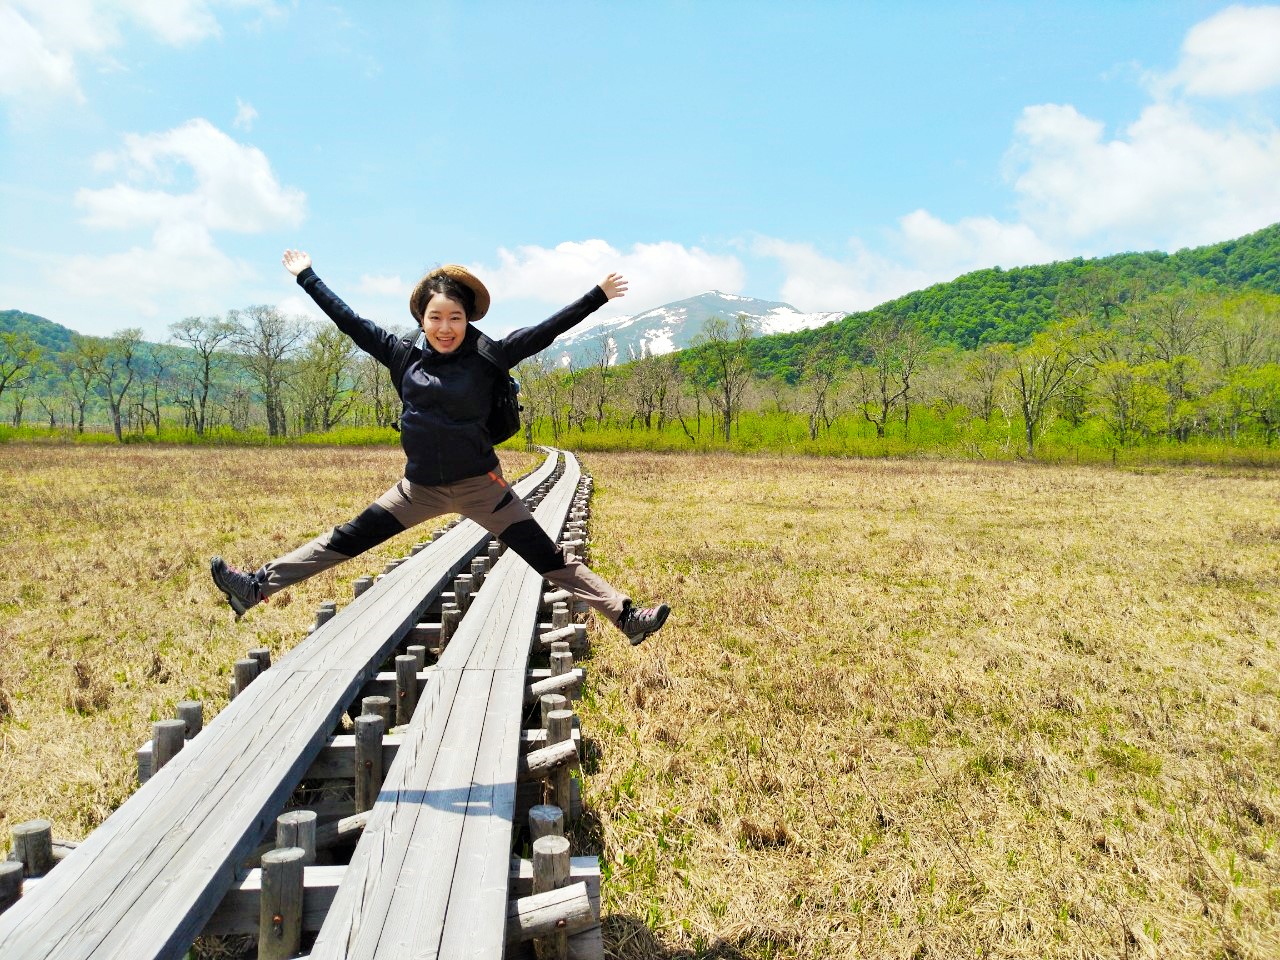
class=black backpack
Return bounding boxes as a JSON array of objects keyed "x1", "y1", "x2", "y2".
[{"x1": 389, "y1": 332, "x2": 522, "y2": 443}]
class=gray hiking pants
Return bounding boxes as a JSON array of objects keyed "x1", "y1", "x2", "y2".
[{"x1": 256, "y1": 467, "x2": 626, "y2": 623}]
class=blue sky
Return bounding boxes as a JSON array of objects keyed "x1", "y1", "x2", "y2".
[{"x1": 3, "y1": 1, "x2": 1280, "y2": 340}]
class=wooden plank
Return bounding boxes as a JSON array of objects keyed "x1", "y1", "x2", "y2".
[{"x1": 0, "y1": 454, "x2": 561, "y2": 960}]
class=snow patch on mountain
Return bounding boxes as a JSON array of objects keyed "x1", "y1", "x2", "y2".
[{"x1": 550, "y1": 291, "x2": 846, "y2": 367}]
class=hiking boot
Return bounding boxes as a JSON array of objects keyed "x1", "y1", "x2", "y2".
[
  {"x1": 210, "y1": 556, "x2": 263, "y2": 619},
  {"x1": 617, "y1": 599, "x2": 670, "y2": 646}
]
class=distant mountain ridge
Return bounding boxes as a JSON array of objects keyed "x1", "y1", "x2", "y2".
[
  {"x1": 550, "y1": 290, "x2": 845, "y2": 367},
  {"x1": 742, "y1": 221, "x2": 1280, "y2": 379}
]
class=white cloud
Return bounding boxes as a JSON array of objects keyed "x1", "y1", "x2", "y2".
[
  {"x1": 1167, "y1": 4, "x2": 1280, "y2": 96},
  {"x1": 64, "y1": 221, "x2": 250, "y2": 318},
  {"x1": 1009, "y1": 101, "x2": 1280, "y2": 251},
  {"x1": 61, "y1": 118, "x2": 304, "y2": 318},
  {"x1": 753, "y1": 213, "x2": 1063, "y2": 314},
  {"x1": 472, "y1": 239, "x2": 746, "y2": 317},
  {"x1": 357, "y1": 273, "x2": 408, "y2": 297},
  {"x1": 233, "y1": 97, "x2": 258, "y2": 130},
  {"x1": 77, "y1": 118, "x2": 306, "y2": 232},
  {"x1": 0, "y1": 0, "x2": 275, "y2": 105},
  {"x1": 0, "y1": 5, "x2": 85, "y2": 102}
]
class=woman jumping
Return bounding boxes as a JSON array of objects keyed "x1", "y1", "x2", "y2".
[{"x1": 210, "y1": 249, "x2": 670, "y2": 645}]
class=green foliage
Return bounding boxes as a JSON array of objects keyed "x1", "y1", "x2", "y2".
[{"x1": 743, "y1": 221, "x2": 1280, "y2": 381}]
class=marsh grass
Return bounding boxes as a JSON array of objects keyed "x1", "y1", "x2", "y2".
[
  {"x1": 1, "y1": 446, "x2": 1277, "y2": 958},
  {"x1": 572, "y1": 452, "x2": 1280, "y2": 959},
  {"x1": 0, "y1": 445, "x2": 537, "y2": 838}
]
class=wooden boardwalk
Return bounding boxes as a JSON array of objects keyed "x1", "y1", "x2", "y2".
[
  {"x1": 0, "y1": 451, "x2": 596, "y2": 960},
  {"x1": 309, "y1": 455, "x2": 581, "y2": 959}
]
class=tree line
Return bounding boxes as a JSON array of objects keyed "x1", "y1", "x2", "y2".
[
  {"x1": 513, "y1": 283, "x2": 1280, "y2": 455},
  {"x1": 2, "y1": 281, "x2": 1278, "y2": 456},
  {"x1": 0, "y1": 307, "x2": 411, "y2": 441}
]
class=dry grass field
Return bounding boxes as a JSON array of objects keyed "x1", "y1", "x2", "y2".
[{"x1": 1, "y1": 445, "x2": 1278, "y2": 959}]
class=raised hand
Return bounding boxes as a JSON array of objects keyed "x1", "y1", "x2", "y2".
[
  {"x1": 282, "y1": 249, "x2": 312, "y2": 276},
  {"x1": 598, "y1": 272, "x2": 628, "y2": 300}
]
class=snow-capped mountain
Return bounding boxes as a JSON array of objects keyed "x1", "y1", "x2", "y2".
[{"x1": 549, "y1": 291, "x2": 846, "y2": 367}]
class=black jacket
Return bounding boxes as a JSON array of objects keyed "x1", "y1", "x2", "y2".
[{"x1": 296, "y1": 266, "x2": 607, "y2": 485}]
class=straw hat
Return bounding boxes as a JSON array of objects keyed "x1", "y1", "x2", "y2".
[{"x1": 409, "y1": 265, "x2": 491, "y2": 323}]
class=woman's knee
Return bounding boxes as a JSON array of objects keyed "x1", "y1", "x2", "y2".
[
  {"x1": 327, "y1": 503, "x2": 406, "y2": 558},
  {"x1": 498, "y1": 518, "x2": 565, "y2": 574}
]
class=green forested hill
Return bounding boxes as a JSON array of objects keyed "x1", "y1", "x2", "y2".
[
  {"x1": 744, "y1": 221, "x2": 1280, "y2": 379},
  {"x1": 0, "y1": 309, "x2": 80, "y2": 354}
]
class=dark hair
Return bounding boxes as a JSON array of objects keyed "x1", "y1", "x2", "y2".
[{"x1": 414, "y1": 274, "x2": 476, "y2": 322}]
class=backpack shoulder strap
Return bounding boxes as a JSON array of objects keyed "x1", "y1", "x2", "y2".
[{"x1": 388, "y1": 336, "x2": 417, "y2": 396}]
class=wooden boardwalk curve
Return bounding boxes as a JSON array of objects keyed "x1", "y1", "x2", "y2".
[{"x1": 0, "y1": 450, "x2": 600, "y2": 960}]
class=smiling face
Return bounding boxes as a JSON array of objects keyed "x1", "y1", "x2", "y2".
[{"x1": 421, "y1": 293, "x2": 469, "y2": 353}]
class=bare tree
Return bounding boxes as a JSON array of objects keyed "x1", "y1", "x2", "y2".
[
  {"x1": 691, "y1": 314, "x2": 754, "y2": 441},
  {"x1": 798, "y1": 342, "x2": 842, "y2": 440},
  {"x1": 61, "y1": 337, "x2": 97, "y2": 433},
  {"x1": 963, "y1": 343, "x2": 1013, "y2": 423},
  {"x1": 1137, "y1": 293, "x2": 1208, "y2": 441},
  {"x1": 0, "y1": 331, "x2": 41, "y2": 405},
  {"x1": 852, "y1": 313, "x2": 929, "y2": 437},
  {"x1": 293, "y1": 324, "x2": 360, "y2": 432},
  {"x1": 354, "y1": 354, "x2": 399, "y2": 428},
  {"x1": 1007, "y1": 321, "x2": 1089, "y2": 456},
  {"x1": 85, "y1": 328, "x2": 144, "y2": 441},
  {"x1": 230, "y1": 305, "x2": 306, "y2": 437},
  {"x1": 581, "y1": 336, "x2": 614, "y2": 427},
  {"x1": 170, "y1": 316, "x2": 237, "y2": 435}
]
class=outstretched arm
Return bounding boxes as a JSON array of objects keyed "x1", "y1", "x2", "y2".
[
  {"x1": 499, "y1": 273, "x2": 628, "y2": 365},
  {"x1": 284, "y1": 249, "x2": 399, "y2": 367}
]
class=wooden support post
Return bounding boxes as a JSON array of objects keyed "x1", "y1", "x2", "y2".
[
  {"x1": 440, "y1": 603, "x2": 461, "y2": 646},
  {"x1": 488, "y1": 540, "x2": 501, "y2": 564},
  {"x1": 470, "y1": 555, "x2": 488, "y2": 590},
  {"x1": 10, "y1": 821, "x2": 53, "y2": 879},
  {"x1": 258, "y1": 846, "x2": 305, "y2": 960},
  {"x1": 532, "y1": 834, "x2": 572, "y2": 959},
  {"x1": 529, "y1": 804, "x2": 564, "y2": 842},
  {"x1": 547, "y1": 710, "x2": 575, "y2": 820},
  {"x1": 552, "y1": 603, "x2": 570, "y2": 631},
  {"x1": 176, "y1": 700, "x2": 203, "y2": 739},
  {"x1": 233, "y1": 658, "x2": 259, "y2": 698},
  {"x1": 410, "y1": 542, "x2": 427, "y2": 556},
  {"x1": 248, "y1": 647, "x2": 272, "y2": 672},
  {"x1": 361, "y1": 695, "x2": 392, "y2": 728},
  {"x1": 550, "y1": 647, "x2": 573, "y2": 678},
  {"x1": 405, "y1": 645, "x2": 427, "y2": 672},
  {"x1": 382, "y1": 559, "x2": 401, "y2": 575},
  {"x1": 152, "y1": 719, "x2": 186, "y2": 773},
  {"x1": 0, "y1": 861, "x2": 22, "y2": 913},
  {"x1": 431, "y1": 529, "x2": 445, "y2": 541},
  {"x1": 354, "y1": 713, "x2": 385, "y2": 813},
  {"x1": 276, "y1": 810, "x2": 317, "y2": 865},
  {"x1": 353, "y1": 576, "x2": 373, "y2": 598},
  {"x1": 394, "y1": 655, "x2": 418, "y2": 725},
  {"x1": 453, "y1": 573, "x2": 473, "y2": 613},
  {"x1": 315, "y1": 602, "x2": 337, "y2": 630},
  {"x1": 540, "y1": 693, "x2": 568, "y2": 731}
]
